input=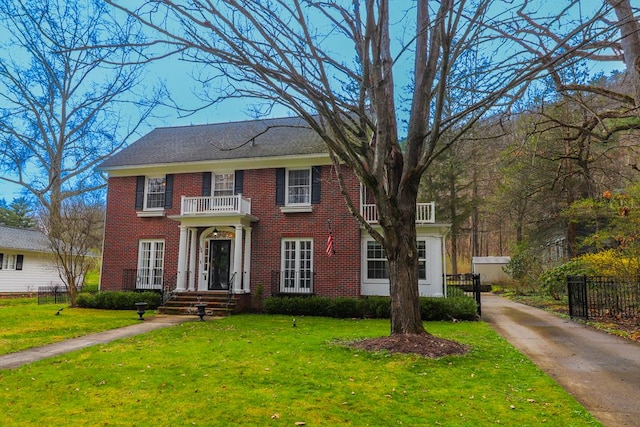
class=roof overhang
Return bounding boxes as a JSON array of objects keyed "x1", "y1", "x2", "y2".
[{"x1": 100, "y1": 153, "x2": 332, "y2": 177}]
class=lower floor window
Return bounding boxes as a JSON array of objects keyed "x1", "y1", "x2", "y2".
[
  {"x1": 281, "y1": 239, "x2": 313, "y2": 291},
  {"x1": 366, "y1": 240, "x2": 427, "y2": 280},
  {"x1": 137, "y1": 240, "x2": 165, "y2": 288},
  {"x1": 0, "y1": 253, "x2": 23, "y2": 271}
]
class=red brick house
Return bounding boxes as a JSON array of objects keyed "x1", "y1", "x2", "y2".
[{"x1": 98, "y1": 117, "x2": 449, "y2": 308}]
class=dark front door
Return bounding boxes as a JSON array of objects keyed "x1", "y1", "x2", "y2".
[{"x1": 208, "y1": 240, "x2": 231, "y2": 290}]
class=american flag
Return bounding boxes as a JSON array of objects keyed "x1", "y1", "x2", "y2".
[{"x1": 326, "y1": 232, "x2": 335, "y2": 256}]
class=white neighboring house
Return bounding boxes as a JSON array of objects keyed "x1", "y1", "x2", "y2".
[{"x1": 0, "y1": 225, "x2": 63, "y2": 293}]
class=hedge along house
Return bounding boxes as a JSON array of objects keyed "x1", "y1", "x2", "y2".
[
  {"x1": 0, "y1": 225, "x2": 64, "y2": 293},
  {"x1": 98, "y1": 117, "x2": 450, "y2": 309}
]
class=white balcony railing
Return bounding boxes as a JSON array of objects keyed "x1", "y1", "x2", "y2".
[
  {"x1": 361, "y1": 202, "x2": 435, "y2": 224},
  {"x1": 181, "y1": 195, "x2": 252, "y2": 216}
]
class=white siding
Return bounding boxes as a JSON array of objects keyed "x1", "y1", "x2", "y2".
[
  {"x1": 360, "y1": 234, "x2": 445, "y2": 297},
  {"x1": 0, "y1": 250, "x2": 63, "y2": 293}
]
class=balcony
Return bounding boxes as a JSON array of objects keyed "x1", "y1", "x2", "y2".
[
  {"x1": 181, "y1": 195, "x2": 252, "y2": 216},
  {"x1": 361, "y1": 202, "x2": 435, "y2": 224}
]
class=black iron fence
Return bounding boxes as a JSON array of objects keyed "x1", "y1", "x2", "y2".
[
  {"x1": 567, "y1": 275, "x2": 640, "y2": 320},
  {"x1": 271, "y1": 270, "x2": 315, "y2": 296},
  {"x1": 37, "y1": 284, "x2": 70, "y2": 305},
  {"x1": 445, "y1": 274, "x2": 482, "y2": 316},
  {"x1": 122, "y1": 269, "x2": 176, "y2": 292}
]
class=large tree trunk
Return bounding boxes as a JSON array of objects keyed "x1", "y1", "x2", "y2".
[
  {"x1": 382, "y1": 187, "x2": 427, "y2": 335},
  {"x1": 609, "y1": 0, "x2": 640, "y2": 109}
]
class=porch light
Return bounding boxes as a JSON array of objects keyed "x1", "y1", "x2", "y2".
[
  {"x1": 134, "y1": 302, "x2": 148, "y2": 320},
  {"x1": 213, "y1": 228, "x2": 219, "y2": 238}
]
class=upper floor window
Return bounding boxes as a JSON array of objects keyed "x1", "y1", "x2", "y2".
[
  {"x1": 146, "y1": 177, "x2": 166, "y2": 209},
  {"x1": 276, "y1": 167, "x2": 320, "y2": 211},
  {"x1": 287, "y1": 168, "x2": 311, "y2": 205},
  {"x1": 202, "y1": 171, "x2": 243, "y2": 197},
  {"x1": 135, "y1": 175, "x2": 173, "y2": 213},
  {"x1": 213, "y1": 173, "x2": 234, "y2": 197}
]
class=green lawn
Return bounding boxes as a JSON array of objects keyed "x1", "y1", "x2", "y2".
[
  {"x1": 0, "y1": 297, "x2": 145, "y2": 355},
  {"x1": 0, "y1": 313, "x2": 599, "y2": 426}
]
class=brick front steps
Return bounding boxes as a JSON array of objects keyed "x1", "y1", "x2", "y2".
[{"x1": 158, "y1": 291, "x2": 236, "y2": 317}]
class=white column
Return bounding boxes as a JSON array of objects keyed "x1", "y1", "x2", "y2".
[
  {"x1": 188, "y1": 228, "x2": 197, "y2": 291},
  {"x1": 233, "y1": 225, "x2": 243, "y2": 293},
  {"x1": 176, "y1": 225, "x2": 188, "y2": 291},
  {"x1": 243, "y1": 227, "x2": 252, "y2": 293}
]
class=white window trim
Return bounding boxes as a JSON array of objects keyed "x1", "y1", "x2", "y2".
[
  {"x1": 285, "y1": 167, "x2": 311, "y2": 206},
  {"x1": 280, "y1": 238, "x2": 314, "y2": 292},
  {"x1": 212, "y1": 172, "x2": 235, "y2": 197},
  {"x1": 144, "y1": 176, "x2": 166, "y2": 211},
  {"x1": 137, "y1": 239, "x2": 165, "y2": 289},
  {"x1": 361, "y1": 238, "x2": 428, "y2": 284},
  {"x1": 2, "y1": 254, "x2": 17, "y2": 270}
]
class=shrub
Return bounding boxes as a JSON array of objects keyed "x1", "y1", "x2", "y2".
[
  {"x1": 358, "y1": 296, "x2": 391, "y2": 318},
  {"x1": 421, "y1": 297, "x2": 478, "y2": 321},
  {"x1": 578, "y1": 249, "x2": 640, "y2": 279},
  {"x1": 263, "y1": 295, "x2": 478, "y2": 321},
  {"x1": 538, "y1": 260, "x2": 595, "y2": 300},
  {"x1": 76, "y1": 291, "x2": 162, "y2": 310}
]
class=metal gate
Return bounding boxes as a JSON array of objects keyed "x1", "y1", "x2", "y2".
[
  {"x1": 445, "y1": 273, "x2": 482, "y2": 316},
  {"x1": 567, "y1": 275, "x2": 588, "y2": 319}
]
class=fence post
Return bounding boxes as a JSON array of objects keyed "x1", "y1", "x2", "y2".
[{"x1": 472, "y1": 274, "x2": 481, "y2": 316}]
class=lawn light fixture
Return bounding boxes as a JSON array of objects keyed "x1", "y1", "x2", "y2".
[
  {"x1": 195, "y1": 303, "x2": 207, "y2": 321},
  {"x1": 135, "y1": 302, "x2": 148, "y2": 320}
]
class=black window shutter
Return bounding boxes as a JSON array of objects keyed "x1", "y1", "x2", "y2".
[
  {"x1": 0, "y1": 253, "x2": 3, "y2": 270},
  {"x1": 234, "y1": 170, "x2": 244, "y2": 195},
  {"x1": 164, "y1": 174, "x2": 174, "y2": 208},
  {"x1": 275, "y1": 168, "x2": 285, "y2": 206},
  {"x1": 202, "y1": 172, "x2": 212, "y2": 196},
  {"x1": 16, "y1": 254, "x2": 23, "y2": 271},
  {"x1": 135, "y1": 176, "x2": 145, "y2": 210},
  {"x1": 311, "y1": 166, "x2": 321, "y2": 204}
]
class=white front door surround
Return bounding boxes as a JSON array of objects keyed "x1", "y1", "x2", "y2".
[{"x1": 175, "y1": 224, "x2": 251, "y2": 294}]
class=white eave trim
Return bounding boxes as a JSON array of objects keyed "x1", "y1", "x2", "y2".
[{"x1": 100, "y1": 153, "x2": 332, "y2": 177}]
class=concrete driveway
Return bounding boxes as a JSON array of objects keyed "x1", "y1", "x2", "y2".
[{"x1": 482, "y1": 293, "x2": 640, "y2": 427}]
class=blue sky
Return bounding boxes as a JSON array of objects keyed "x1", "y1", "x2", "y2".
[{"x1": 0, "y1": 1, "x2": 625, "y2": 203}]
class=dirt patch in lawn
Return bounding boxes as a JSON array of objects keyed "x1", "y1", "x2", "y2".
[{"x1": 348, "y1": 333, "x2": 468, "y2": 358}]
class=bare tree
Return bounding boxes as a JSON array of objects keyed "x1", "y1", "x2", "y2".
[
  {"x1": 502, "y1": 1, "x2": 640, "y2": 139},
  {"x1": 105, "y1": 0, "x2": 614, "y2": 335},
  {"x1": 0, "y1": 0, "x2": 165, "y2": 304},
  {"x1": 40, "y1": 199, "x2": 104, "y2": 306}
]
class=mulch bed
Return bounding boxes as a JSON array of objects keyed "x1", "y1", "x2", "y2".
[{"x1": 348, "y1": 333, "x2": 468, "y2": 358}]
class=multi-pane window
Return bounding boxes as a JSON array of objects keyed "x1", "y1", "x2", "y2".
[
  {"x1": 366, "y1": 240, "x2": 427, "y2": 280},
  {"x1": 286, "y1": 169, "x2": 311, "y2": 205},
  {"x1": 417, "y1": 241, "x2": 426, "y2": 280},
  {"x1": 213, "y1": 173, "x2": 234, "y2": 196},
  {"x1": 2, "y1": 254, "x2": 17, "y2": 270},
  {"x1": 137, "y1": 240, "x2": 165, "y2": 288},
  {"x1": 366, "y1": 241, "x2": 389, "y2": 279},
  {"x1": 282, "y1": 239, "x2": 313, "y2": 292},
  {"x1": 145, "y1": 177, "x2": 166, "y2": 209}
]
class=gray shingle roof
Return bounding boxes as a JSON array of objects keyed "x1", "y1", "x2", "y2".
[
  {"x1": 99, "y1": 116, "x2": 328, "y2": 170},
  {"x1": 0, "y1": 226, "x2": 51, "y2": 253}
]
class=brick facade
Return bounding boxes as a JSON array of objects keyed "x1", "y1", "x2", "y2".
[{"x1": 100, "y1": 166, "x2": 363, "y2": 299}]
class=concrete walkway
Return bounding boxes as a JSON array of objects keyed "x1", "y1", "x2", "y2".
[
  {"x1": 482, "y1": 294, "x2": 640, "y2": 427},
  {"x1": 0, "y1": 315, "x2": 195, "y2": 370}
]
